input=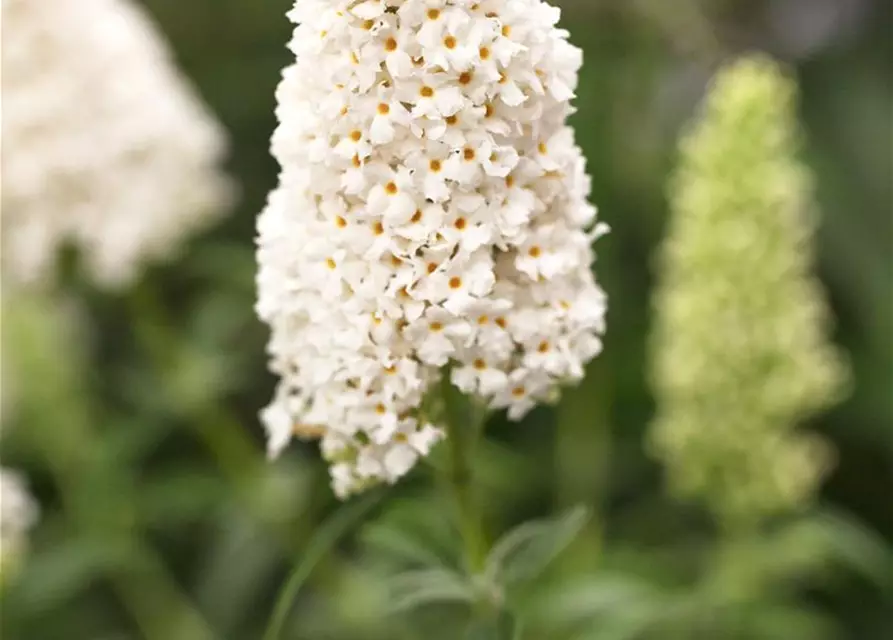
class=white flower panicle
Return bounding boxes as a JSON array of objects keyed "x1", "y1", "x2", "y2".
[
  {"x1": 0, "y1": 467, "x2": 38, "y2": 580},
  {"x1": 258, "y1": 0, "x2": 607, "y2": 497},
  {"x1": 1, "y1": 0, "x2": 232, "y2": 287}
]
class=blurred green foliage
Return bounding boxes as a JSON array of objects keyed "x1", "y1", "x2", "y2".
[{"x1": 1, "y1": 1, "x2": 891, "y2": 639}]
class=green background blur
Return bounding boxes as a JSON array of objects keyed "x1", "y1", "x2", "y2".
[{"x1": 1, "y1": 1, "x2": 891, "y2": 638}]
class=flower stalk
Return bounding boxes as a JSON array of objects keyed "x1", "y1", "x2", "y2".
[{"x1": 441, "y1": 374, "x2": 489, "y2": 575}]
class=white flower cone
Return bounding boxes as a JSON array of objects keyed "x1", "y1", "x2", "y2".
[
  {"x1": 1, "y1": 0, "x2": 233, "y2": 287},
  {"x1": 649, "y1": 57, "x2": 849, "y2": 525},
  {"x1": 258, "y1": 0, "x2": 607, "y2": 497}
]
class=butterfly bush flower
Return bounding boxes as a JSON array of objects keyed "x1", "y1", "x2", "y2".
[
  {"x1": 1, "y1": 0, "x2": 232, "y2": 287},
  {"x1": 649, "y1": 56, "x2": 848, "y2": 526},
  {"x1": 258, "y1": 0, "x2": 607, "y2": 497},
  {"x1": 0, "y1": 468, "x2": 37, "y2": 581}
]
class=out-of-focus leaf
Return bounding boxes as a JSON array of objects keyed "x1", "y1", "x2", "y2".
[
  {"x1": 805, "y1": 509, "x2": 893, "y2": 589},
  {"x1": 474, "y1": 438, "x2": 551, "y2": 512},
  {"x1": 706, "y1": 510, "x2": 893, "y2": 602},
  {"x1": 325, "y1": 560, "x2": 393, "y2": 629},
  {"x1": 486, "y1": 506, "x2": 590, "y2": 589},
  {"x1": 263, "y1": 490, "x2": 383, "y2": 640},
  {"x1": 363, "y1": 519, "x2": 451, "y2": 570},
  {"x1": 138, "y1": 467, "x2": 225, "y2": 528},
  {"x1": 360, "y1": 495, "x2": 459, "y2": 569},
  {"x1": 164, "y1": 345, "x2": 233, "y2": 414},
  {"x1": 195, "y1": 509, "x2": 282, "y2": 635},
  {"x1": 8, "y1": 537, "x2": 136, "y2": 615},
  {"x1": 715, "y1": 602, "x2": 841, "y2": 640},
  {"x1": 464, "y1": 608, "x2": 517, "y2": 640},
  {"x1": 389, "y1": 567, "x2": 474, "y2": 613},
  {"x1": 570, "y1": 597, "x2": 673, "y2": 640},
  {"x1": 627, "y1": 598, "x2": 843, "y2": 640},
  {"x1": 522, "y1": 573, "x2": 660, "y2": 629},
  {"x1": 99, "y1": 413, "x2": 177, "y2": 463}
]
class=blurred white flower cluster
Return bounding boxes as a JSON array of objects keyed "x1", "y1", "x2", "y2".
[
  {"x1": 0, "y1": 467, "x2": 37, "y2": 581},
  {"x1": 258, "y1": 0, "x2": 607, "y2": 497},
  {"x1": 649, "y1": 57, "x2": 848, "y2": 526},
  {"x1": 0, "y1": 0, "x2": 232, "y2": 288}
]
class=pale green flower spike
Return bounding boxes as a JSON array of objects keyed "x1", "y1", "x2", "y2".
[{"x1": 649, "y1": 55, "x2": 849, "y2": 528}]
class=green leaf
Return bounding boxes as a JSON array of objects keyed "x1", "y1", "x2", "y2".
[
  {"x1": 464, "y1": 609, "x2": 517, "y2": 640},
  {"x1": 262, "y1": 490, "x2": 383, "y2": 640},
  {"x1": 486, "y1": 506, "x2": 591, "y2": 589},
  {"x1": 194, "y1": 510, "x2": 282, "y2": 636},
  {"x1": 569, "y1": 591, "x2": 692, "y2": 640},
  {"x1": 138, "y1": 467, "x2": 224, "y2": 528},
  {"x1": 389, "y1": 567, "x2": 475, "y2": 613},
  {"x1": 363, "y1": 518, "x2": 452, "y2": 569},
  {"x1": 7, "y1": 536, "x2": 136, "y2": 615},
  {"x1": 361, "y1": 495, "x2": 459, "y2": 569},
  {"x1": 716, "y1": 602, "x2": 840, "y2": 640},
  {"x1": 523, "y1": 573, "x2": 660, "y2": 629},
  {"x1": 807, "y1": 509, "x2": 893, "y2": 590},
  {"x1": 570, "y1": 603, "x2": 667, "y2": 640},
  {"x1": 709, "y1": 510, "x2": 893, "y2": 599}
]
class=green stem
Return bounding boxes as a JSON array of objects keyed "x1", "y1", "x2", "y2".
[
  {"x1": 440, "y1": 375, "x2": 488, "y2": 575},
  {"x1": 554, "y1": 365, "x2": 612, "y2": 570},
  {"x1": 262, "y1": 491, "x2": 382, "y2": 640}
]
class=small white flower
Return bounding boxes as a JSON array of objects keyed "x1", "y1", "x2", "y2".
[
  {"x1": 440, "y1": 200, "x2": 494, "y2": 254},
  {"x1": 490, "y1": 368, "x2": 552, "y2": 420},
  {"x1": 399, "y1": 75, "x2": 466, "y2": 119},
  {"x1": 452, "y1": 355, "x2": 509, "y2": 396},
  {"x1": 405, "y1": 305, "x2": 470, "y2": 366},
  {"x1": 369, "y1": 95, "x2": 412, "y2": 145},
  {"x1": 367, "y1": 168, "x2": 420, "y2": 222},
  {"x1": 262, "y1": 401, "x2": 296, "y2": 458}
]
